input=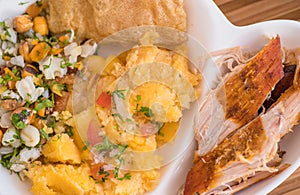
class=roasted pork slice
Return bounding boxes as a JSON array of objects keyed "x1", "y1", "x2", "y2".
[
  {"x1": 194, "y1": 37, "x2": 284, "y2": 155},
  {"x1": 184, "y1": 86, "x2": 300, "y2": 195}
]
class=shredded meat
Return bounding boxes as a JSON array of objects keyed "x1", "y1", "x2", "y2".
[{"x1": 194, "y1": 37, "x2": 284, "y2": 156}]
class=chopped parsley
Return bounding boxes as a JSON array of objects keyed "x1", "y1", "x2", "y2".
[
  {"x1": 64, "y1": 125, "x2": 74, "y2": 137},
  {"x1": 112, "y1": 89, "x2": 126, "y2": 100},
  {"x1": 0, "y1": 74, "x2": 13, "y2": 85},
  {"x1": 117, "y1": 172, "x2": 131, "y2": 181},
  {"x1": 34, "y1": 99, "x2": 53, "y2": 111},
  {"x1": 136, "y1": 95, "x2": 141, "y2": 102},
  {"x1": 138, "y1": 106, "x2": 153, "y2": 117},
  {"x1": 99, "y1": 166, "x2": 110, "y2": 182},
  {"x1": 39, "y1": 129, "x2": 49, "y2": 141},
  {"x1": 157, "y1": 123, "x2": 165, "y2": 136},
  {"x1": 60, "y1": 58, "x2": 73, "y2": 69},
  {"x1": 11, "y1": 110, "x2": 30, "y2": 129},
  {"x1": 0, "y1": 148, "x2": 20, "y2": 170},
  {"x1": 43, "y1": 57, "x2": 53, "y2": 70},
  {"x1": 18, "y1": 1, "x2": 29, "y2": 5},
  {"x1": 92, "y1": 137, "x2": 131, "y2": 182},
  {"x1": 82, "y1": 141, "x2": 90, "y2": 151}
]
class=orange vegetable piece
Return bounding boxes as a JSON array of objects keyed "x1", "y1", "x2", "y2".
[{"x1": 29, "y1": 42, "x2": 51, "y2": 62}]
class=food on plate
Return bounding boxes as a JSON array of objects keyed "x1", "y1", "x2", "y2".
[
  {"x1": 194, "y1": 37, "x2": 284, "y2": 155},
  {"x1": 185, "y1": 85, "x2": 300, "y2": 195},
  {"x1": 25, "y1": 163, "x2": 104, "y2": 195},
  {"x1": 95, "y1": 45, "x2": 201, "y2": 152},
  {"x1": 0, "y1": 0, "x2": 199, "y2": 194},
  {"x1": 46, "y1": 0, "x2": 186, "y2": 42},
  {"x1": 184, "y1": 38, "x2": 300, "y2": 195}
]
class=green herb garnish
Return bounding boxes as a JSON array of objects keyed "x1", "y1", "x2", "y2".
[
  {"x1": 112, "y1": 89, "x2": 126, "y2": 100},
  {"x1": 18, "y1": 1, "x2": 29, "y2": 5},
  {"x1": 138, "y1": 106, "x2": 153, "y2": 117},
  {"x1": 64, "y1": 125, "x2": 74, "y2": 137},
  {"x1": 60, "y1": 58, "x2": 73, "y2": 69},
  {"x1": 82, "y1": 141, "x2": 90, "y2": 151},
  {"x1": 34, "y1": 99, "x2": 53, "y2": 111},
  {"x1": 39, "y1": 129, "x2": 49, "y2": 140},
  {"x1": 117, "y1": 173, "x2": 131, "y2": 181},
  {"x1": 11, "y1": 110, "x2": 29, "y2": 129}
]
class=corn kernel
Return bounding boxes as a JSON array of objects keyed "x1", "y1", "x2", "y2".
[
  {"x1": 75, "y1": 61, "x2": 84, "y2": 70},
  {"x1": 26, "y1": 1, "x2": 45, "y2": 18},
  {"x1": 14, "y1": 15, "x2": 33, "y2": 33},
  {"x1": 33, "y1": 16, "x2": 48, "y2": 35},
  {"x1": 31, "y1": 39, "x2": 39, "y2": 45},
  {"x1": 50, "y1": 47, "x2": 63, "y2": 55},
  {"x1": 29, "y1": 42, "x2": 51, "y2": 62},
  {"x1": 3, "y1": 55, "x2": 11, "y2": 61}
]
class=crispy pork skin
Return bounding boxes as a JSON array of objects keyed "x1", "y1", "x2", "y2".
[
  {"x1": 194, "y1": 37, "x2": 284, "y2": 155},
  {"x1": 185, "y1": 86, "x2": 300, "y2": 195}
]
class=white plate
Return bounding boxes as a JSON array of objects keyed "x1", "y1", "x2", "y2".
[{"x1": 0, "y1": 0, "x2": 300, "y2": 195}]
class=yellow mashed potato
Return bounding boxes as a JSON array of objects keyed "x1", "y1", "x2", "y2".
[
  {"x1": 26, "y1": 132, "x2": 159, "y2": 195},
  {"x1": 24, "y1": 45, "x2": 199, "y2": 195},
  {"x1": 26, "y1": 163, "x2": 159, "y2": 195},
  {"x1": 129, "y1": 82, "x2": 182, "y2": 123},
  {"x1": 95, "y1": 45, "x2": 201, "y2": 152}
]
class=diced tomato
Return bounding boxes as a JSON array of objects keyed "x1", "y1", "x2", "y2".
[
  {"x1": 96, "y1": 92, "x2": 112, "y2": 109},
  {"x1": 90, "y1": 163, "x2": 114, "y2": 180},
  {"x1": 87, "y1": 120, "x2": 103, "y2": 146}
]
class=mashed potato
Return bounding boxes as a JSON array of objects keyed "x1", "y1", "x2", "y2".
[
  {"x1": 129, "y1": 82, "x2": 182, "y2": 122},
  {"x1": 95, "y1": 45, "x2": 201, "y2": 151},
  {"x1": 25, "y1": 163, "x2": 104, "y2": 195}
]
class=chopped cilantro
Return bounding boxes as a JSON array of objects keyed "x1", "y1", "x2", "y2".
[
  {"x1": 11, "y1": 110, "x2": 29, "y2": 129},
  {"x1": 39, "y1": 129, "x2": 49, "y2": 140},
  {"x1": 138, "y1": 106, "x2": 153, "y2": 117},
  {"x1": 60, "y1": 58, "x2": 73, "y2": 69},
  {"x1": 0, "y1": 74, "x2": 13, "y2": 85},
  {"x1": 0, "y1": 148, "x2": 20, "y2": 170},
  {"x1": 136, "y1": 95, "x2": 141, "y2": 102},
  {"x1": 112, "y1": 89, "x2": 126, "y2": 100},
  {"x1": 18, "y1": 1, "x2": 29, "y2": 5},
  {"x1": 117, "y1": 173, "x2": 131, "y2": 181},
  {"x1": 89, "y1": 175, "x2": 100, "y2": 184},
  {"x1": 34, "y1": 99, "x2": 53, "y2": 111},
  {"x1": 157, "y1": 123, "x2": 165, "y2": 136},
  {"x1": 82, "y1": 141, "x2": 90, "y2": 151},
  {"x1": 64, "y1": 125, "x2": 74, "y2": 137},
  {"x1": 43, "y1": 57, "x2": 52, "y2": 70}
]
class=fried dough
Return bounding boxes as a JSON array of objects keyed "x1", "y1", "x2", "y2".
[{"x1": 46, "y1": 0, "x2": 186, "y2": 42}]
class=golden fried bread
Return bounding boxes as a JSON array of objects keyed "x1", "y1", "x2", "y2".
[{"x1": 46, "y1": 0, "x2": 186, "y2": 42}]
